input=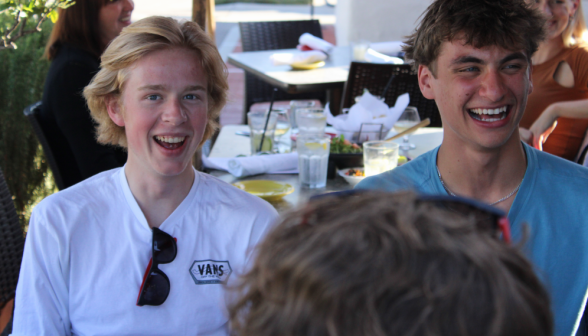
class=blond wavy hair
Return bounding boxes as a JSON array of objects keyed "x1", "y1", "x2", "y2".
[
  {"x1": 84, "y1": 16, "x2": 228, "y2": 148},
  {"x1": 563, "y1": 1, "x2": 588, "y2": 46}
]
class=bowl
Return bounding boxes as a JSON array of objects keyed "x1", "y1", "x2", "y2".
[
  {"x1": 327, "y1": 153, "x2": 363, "y2": 179},
  {"x1": 338, "y1": 167, "x2": 365, "y2": 186}
]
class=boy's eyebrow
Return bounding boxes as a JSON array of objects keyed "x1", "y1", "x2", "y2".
[
  {"x1": 449, "y1": 52, "x2": 528, "y2": 67},
  {"x1": 450, "y1": 56, "x2": 483, "y2": 66},
  {"x1": 137, "y1": 84, "x2": 207, "y2": 91},
  {"x1": 500, "y1": 52, "x2": 527, "y2": 64}
]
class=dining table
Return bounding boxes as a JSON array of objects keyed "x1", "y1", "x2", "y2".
[
  {"x1": 206, "y1": 125, "x2": 444, "y2": 214},
  {"x1": 228, "y1": 46, "x2": 352, "y2": 114}
]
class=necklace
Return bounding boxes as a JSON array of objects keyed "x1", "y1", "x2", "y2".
[{"x1": 436, "y1": 165, "x2": 522, "y2": 206}]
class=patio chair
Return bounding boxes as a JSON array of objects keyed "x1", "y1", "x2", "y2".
[
  {"x1": 0, "y1": 168, "x2": 24, "y2": 335},
  {"x1": 238, "y1": 20, "x2": 327, "y2": 123},
  {"x1": 24, "y1": 102, "x2": 80, "y2": 190},
  {"x1": 341, "y1": 62, "x2": 442, "y2": 127}
]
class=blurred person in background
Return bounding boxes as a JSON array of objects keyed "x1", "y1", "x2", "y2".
[
  {"x1": 229, "y1": 191, "x2": 553, "y2": 336},
  {"x1": 40, "y1": 0, "x2": 134, "y2": 188},
  {"x1": 520, "y1": 0, "x2": 588, "y2": 160}
]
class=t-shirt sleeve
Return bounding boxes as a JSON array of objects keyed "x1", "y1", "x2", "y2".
[
  {"x1": 50, "y1": 60, "x2": 125, "y2": 179},
  {"x1": 12, "y1": 207, "x2": 71, "y2": 336}
]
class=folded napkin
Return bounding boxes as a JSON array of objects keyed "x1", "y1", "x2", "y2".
[
  {"x1": 202, "y1": 152, "x2": 299, "y2": 177},
  {"x1": 364, "y1": 48, "x2": 404, "y2": 64},
  {"x1": 299, "y1": 33, "x2": 334, "y2": 54},
  {"x1": 270, "y1": 50, "x2": 327, "y2": 66},
  {"x1": 369, "y1": 41, "x2": 406, "y2": 56}
]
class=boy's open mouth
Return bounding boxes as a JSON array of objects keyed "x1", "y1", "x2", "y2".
[
  {"x1": 154, "y1": 135, "x2": 186, "y2": 150},
  {"x1": 467, "y1": 106, "x2": 509, "y2": 122}
]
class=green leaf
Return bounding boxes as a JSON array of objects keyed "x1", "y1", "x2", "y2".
[{"x1": 47, "y1": 8, "x2": 56, "y2": 22}]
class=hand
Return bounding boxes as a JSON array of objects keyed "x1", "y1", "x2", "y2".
[{"x1": 529, "y1": 105, "x2": 559, "y2": 151}]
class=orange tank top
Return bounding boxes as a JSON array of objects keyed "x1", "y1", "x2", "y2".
[{"x1": 521, "y1": 45, "x2": 588, "y2": 161}]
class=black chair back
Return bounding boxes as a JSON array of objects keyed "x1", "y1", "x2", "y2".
[
  {"x1": 341, "y1": 62, "x2": 442, "y2": 127},
  {"x1": 23, "y1": 102, "x2": 80, "y2": 190},
  {"x1": 238, "y1": 20, "x2": 327, "y2": 123},
  {"x1": 0, "y1": 168, "x2": 24, "y2": 313}
]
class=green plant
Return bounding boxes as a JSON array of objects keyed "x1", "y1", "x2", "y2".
[
  {"x1": 0, "y1": 16, "x2": 55, "y2": 227},
  {"x1": 1, "y1": 0, "x2": 73, "y2": 50}
]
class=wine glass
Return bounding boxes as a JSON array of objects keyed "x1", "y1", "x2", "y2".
[{"x1": 394, "y1": 106, "x2": 421, "y2": 153}]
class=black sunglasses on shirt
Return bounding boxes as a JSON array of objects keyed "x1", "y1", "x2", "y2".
[{"x1": 137, "y1": 228, "x2": 177, "y2": 306}]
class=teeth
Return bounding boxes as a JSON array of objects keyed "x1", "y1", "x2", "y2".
[
  {"x1": 469, "y1": 106, "x2": 507, "y2": 115},
  {"x1": 155, "y1": 136, "x2": 185, "y2": 143}
]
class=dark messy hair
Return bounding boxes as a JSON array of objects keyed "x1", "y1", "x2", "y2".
[
  {"x1": 229, "y1": 191, "x2": 553, "y2": 336},
  {"x1": 404, "y1": 0, "x2": 546, "y2": 75}
]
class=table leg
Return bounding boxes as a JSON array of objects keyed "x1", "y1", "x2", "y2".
[{"x1": 327, "y1": 87, "x2": 343, "y2": 115}]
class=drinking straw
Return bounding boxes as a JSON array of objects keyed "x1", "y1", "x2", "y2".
[
  {"x1": 381, "y1": 74, "x2": 396, "y2": 99},
  {"x1": 258, "y1": 88, "x2": 278, "y2": 152}
]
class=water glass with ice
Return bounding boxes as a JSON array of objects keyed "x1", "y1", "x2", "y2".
[
  {"x1": 296, "y1": 108, "x2": 327, "y2": 136},
  {"x1": 289, "y1": 100, "x2": 316, "y2": 129},
  {"x1": 297, "y1": 135, "x2": 330, "y2": 188},
  {"x1": 363, "y1": 141, "x2": 399, "y2": 177},
  {"x1": 247, "y1": 110, "x2": 279, "y2": 154}
]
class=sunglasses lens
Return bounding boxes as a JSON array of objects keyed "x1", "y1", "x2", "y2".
[
  {"x1": 137, "y1": 269, "x2": 170, "y2": 306},
  {"x1": 152, "y1": 228, "x2": 177, "y2": 264}
]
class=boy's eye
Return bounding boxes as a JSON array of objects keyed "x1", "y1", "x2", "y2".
[
  {"x1": 146, "y1": 95, "x2": 160, "y2": 101},
  {"x1": 184, "y1": 94, "x2": 203, "y2": 101},
  {"x1": 460, "y1": 66, "x2": 479, "y2": 73}
]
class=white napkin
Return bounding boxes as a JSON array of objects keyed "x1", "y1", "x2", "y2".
[
  {"x1": 364, "y1": 48, "x2": 404, "y2": 64},
  {"x1": 325, "y1": 91, "x2": 410, "y2": 132},
  {"x1": 270, "y1": 50, "x2": 327, "y2": 66},
  {"x1": 202, "y1": 152, "x2": 299, "y2": 177},
  {"x1": 299, "y1": 33, "x2": 334, "y2": 54},
  {"x1": 370, "y1": 41, "x2": 406, "y2": 56}
]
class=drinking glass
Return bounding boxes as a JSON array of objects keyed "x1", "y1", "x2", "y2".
[
  {"x1": 363, "y1": 141, "x2": 400, "y2": 177},
  {"x1": 297, "y1": 135, "x2": 330, "y2": 188},
  {"x1": 394, "y1": 106, "x2": 421, "y2": 153},
  {"x1": 274, "y1": 109, "x2": 291, "y2": 153},
  {"x1": 247, "y1": 110, "x2": 278, "y2": 154},
  {"x1": 289, "y1": 100, "x2": 316, "y2": 130},
  {"x1": 296, "y1": 108, "x2": 327, "y2": 137}
]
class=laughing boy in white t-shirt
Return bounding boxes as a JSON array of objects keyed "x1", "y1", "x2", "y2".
[{"x1": 12, "y1": 16, "x2": 278, "y2": 336}]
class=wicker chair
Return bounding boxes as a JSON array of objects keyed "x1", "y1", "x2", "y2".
[
  {"x1": 341, "y1": 62, "x2": 442, "y2": 127},
  {"x1": 0, "y1": 168, "x2": 24, "y2": 335},
  {"x1": 238, "y1": 20, "x2": 327, "y2": 123},
  {"x1": 24, "y1": 102, "x2": 79, "y2": 190}
]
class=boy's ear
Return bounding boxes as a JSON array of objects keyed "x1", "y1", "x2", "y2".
[
  {"x1": 106, "y1": 95, "x2": 125, "y2": 127},
  {"x1": 418, "y1": 64, "x2": 436, "y2": 100}
]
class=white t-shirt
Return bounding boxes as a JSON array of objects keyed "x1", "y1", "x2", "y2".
[{"x1": 12, "y1": 167, "x2": 278, "y2": 336}]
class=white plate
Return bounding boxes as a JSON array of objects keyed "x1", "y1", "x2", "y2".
[{"x1": 338, "y1": 168, "x2": 365, "y2": 186}]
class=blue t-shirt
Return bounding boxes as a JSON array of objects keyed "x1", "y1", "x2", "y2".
[{"x1": 357, "y1": 143, "x2": 588, "y2": 336}]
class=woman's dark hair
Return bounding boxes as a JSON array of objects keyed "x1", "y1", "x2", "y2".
[{"x1": 44, "y1": 0, "x2": 109, "y2": 60}]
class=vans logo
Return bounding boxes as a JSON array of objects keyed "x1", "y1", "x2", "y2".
[{"x1": 189, "y1": 260, "x2": 232, "y2": 285}]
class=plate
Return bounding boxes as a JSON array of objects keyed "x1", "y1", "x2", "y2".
[
  {"x1": 290, "y1": 61, "x2": 325, "y2": 70},
  {"x1": 233, "y1": 180, "x2": 294, "y2": 201},
  {"x1": 338, "y1": 168, "x2": 365, "y2": 186}
]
